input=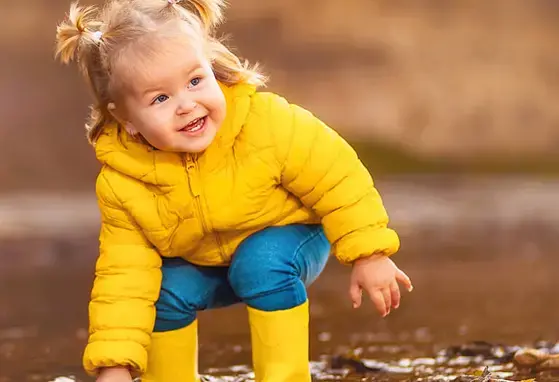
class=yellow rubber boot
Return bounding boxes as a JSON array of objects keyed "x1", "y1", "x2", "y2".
[
  {"x1": 142, "y1": 320, "x2": 200, "y2": 382},
  {"x1": 247, "y1": 301, "x2": 311, "y2": 382}
]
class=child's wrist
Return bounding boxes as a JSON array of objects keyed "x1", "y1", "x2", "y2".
[
  {"x1": 352, "y1": 253, "x2": 386, "y2": 265},
  {"x1": 98, "y1": 365, "x2": 132, "y2": 376}
]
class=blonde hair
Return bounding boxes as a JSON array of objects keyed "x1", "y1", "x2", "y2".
[{"x1": 55, "y1": 0, "x2": 266, "y2": 145}]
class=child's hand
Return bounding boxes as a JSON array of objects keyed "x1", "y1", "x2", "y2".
[
  {"x1": 349, "y1": 254, "x2": 413, "y2": 317},
  {"x1": 96, "y1": 366, "x2": 133, "y2": 382}
]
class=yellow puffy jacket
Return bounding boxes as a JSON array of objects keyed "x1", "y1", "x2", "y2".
[{"x1": 83, "y1": 82, "x2": 400, "y2": 375}]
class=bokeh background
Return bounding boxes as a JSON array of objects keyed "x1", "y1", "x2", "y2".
[{"x1": 1, "y1": 1, "x2": 558, "y2": 381}]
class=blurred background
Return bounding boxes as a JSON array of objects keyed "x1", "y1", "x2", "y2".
[{"x1": 1, "y1": 0, "x2": 558, "y2": 381}]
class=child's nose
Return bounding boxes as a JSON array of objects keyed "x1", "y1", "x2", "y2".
[
  {"x1": 177, "y1": 99, "x2": 197, "y2": 115},
  {"x1": 176, "y1": 92, "x2": 197, "y2": 115}
]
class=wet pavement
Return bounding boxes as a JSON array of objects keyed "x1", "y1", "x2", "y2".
[{"x1": 1, "y1": 176, "x2": 558, "y2": 381}]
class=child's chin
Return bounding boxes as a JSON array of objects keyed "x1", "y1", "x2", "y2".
[{"x1": 182, "y1": 138, "x2": 214, "y2": 153}]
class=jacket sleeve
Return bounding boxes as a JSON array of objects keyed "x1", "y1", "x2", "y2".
[
  {"x1": 269, "y1": 94, "x2": 400, "y2": 264},
  {"x1": 83, "y1": 172, "x2": 162, "y2": 376}
]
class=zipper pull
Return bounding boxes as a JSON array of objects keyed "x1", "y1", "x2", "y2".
[{"x1": 185, "y1": 155, "x2": 201, "y2": 196}]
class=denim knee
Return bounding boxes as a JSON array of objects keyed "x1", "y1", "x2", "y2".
[
  {"x1": 154, "y1": 258, "x2": 237, "y2": 332},
  {"x1": 228, "y1": 225, "x2": 330, "y2": 312},
  {"x1": 155, "y1": 284, "x2": 197, "y2": 332}
]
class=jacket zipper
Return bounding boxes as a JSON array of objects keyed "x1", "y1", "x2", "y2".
[{"x1": 183, "y1": 154, "x2": 227, "y2": 262}]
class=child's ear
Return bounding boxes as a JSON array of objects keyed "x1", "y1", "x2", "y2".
[
  {"x1": 107, "y1": 102, "x2": 138, "y2": 136},
  {"x1": 107, "y1": 102, "x2": 123, "y2": 122}
]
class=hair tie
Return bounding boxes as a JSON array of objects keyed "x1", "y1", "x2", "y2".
[{"x1": 92, "y1": 30, "x2": 103, "y2": 43}]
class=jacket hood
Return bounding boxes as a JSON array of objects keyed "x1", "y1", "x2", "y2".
[{"x1": 94, "y1": 82, "x2": 256, "y2": 186}]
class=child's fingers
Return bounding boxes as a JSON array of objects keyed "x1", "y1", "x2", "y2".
[
  {"x1": 368, "y1": 288, "x2": 387, "y2": 316},
  {"x1": 349, "y1": 281, "x2": 362, "y2": 308},
  {"x1": 396, "y1": 269, "x2": 413, "y2": 292},
  {"x1": 390, "y1": 280, "x2": 401, "y2": 309},
  {"x1": 382, "y1": 287, "x2": 391, "y2": 316}
]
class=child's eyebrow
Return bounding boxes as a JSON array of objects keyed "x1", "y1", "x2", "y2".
[{"x1": 182, "y1": 64, "x2": 203, "y2": 79}]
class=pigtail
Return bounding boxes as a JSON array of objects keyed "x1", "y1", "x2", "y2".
[
  {"x1": 55, "y1": 2, "x2": 102, "y2": 66},
  {"x1": 167, "y1": 0, "x2": 225, "y2": 32},
  {"x1": 185, "y1": 0, "x2": 225, "y2": 31},
  {"x1": 56, "y1": 2, "x2": 113, "y2": 146}
]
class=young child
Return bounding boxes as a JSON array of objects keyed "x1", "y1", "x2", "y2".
[{"x1": 55, "y1": 0, "x2": 413, "y2": 381}]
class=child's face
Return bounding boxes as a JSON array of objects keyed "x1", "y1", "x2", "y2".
[{"x1": 112, "y1": 37, "x2": 226, "y2": 153}]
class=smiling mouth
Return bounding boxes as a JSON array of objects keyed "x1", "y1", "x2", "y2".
[{"x1": 180, "y1": 116, "x2": 207, "y2": 133}]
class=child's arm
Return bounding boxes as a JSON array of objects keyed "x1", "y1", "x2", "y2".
[
  {"x1": 268, "y1": 94, "x2": 400, "y2": 265},
  {"x1": 265, "y1": 93, "x2": 412, "y2": 316},
  {"x1": 83, "y1": 171, "x2": 162, "y2": 378}
]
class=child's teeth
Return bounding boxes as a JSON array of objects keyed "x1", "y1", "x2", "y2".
[{"x1": 188, "y1": 118, "x2": 204, "y2": 132}]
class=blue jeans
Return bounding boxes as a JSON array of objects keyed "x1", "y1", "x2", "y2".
[{"x1": 154, "y1": 224, "x2": 330, "y2": 332}]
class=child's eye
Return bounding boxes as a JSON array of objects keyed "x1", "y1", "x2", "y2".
[
  {"x1": 188, "y1": 77, "x2": 201, "y2": 88},
  {"x1": 152, "y1": 94, "x2": 168, "y2": 104}
]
